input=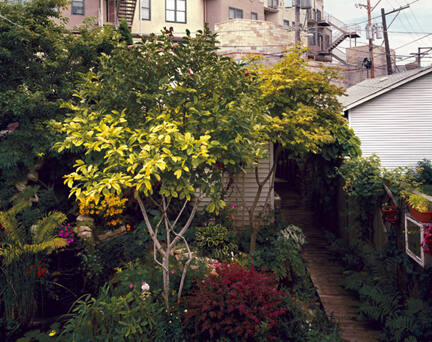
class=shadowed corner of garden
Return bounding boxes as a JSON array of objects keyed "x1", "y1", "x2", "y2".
[{"x1": 276, "y1": 179, "x2": 381, "y2": 342}]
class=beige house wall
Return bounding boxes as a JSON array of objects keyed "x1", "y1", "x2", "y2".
[{"x1": 131, "y1": 0, "x2": 204, "y2": 35}]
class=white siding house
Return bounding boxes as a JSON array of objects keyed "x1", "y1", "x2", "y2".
[{"x1": 341, "y1": 67, "x2": 432, "y2": 169}]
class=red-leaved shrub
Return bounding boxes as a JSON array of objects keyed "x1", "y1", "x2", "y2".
[{"x1": 184, "y1": 262, "x2": 288, "y2": 341}]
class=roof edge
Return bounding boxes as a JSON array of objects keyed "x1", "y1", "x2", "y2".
[{"x1": 344, "y1": 66, "x2": 432, "y2": 111}]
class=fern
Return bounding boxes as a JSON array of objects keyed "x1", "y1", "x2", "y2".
[
  {"x1": 358, "y1": 285, "x2": 402, "y2": 323},
  {"x1": 0, "y1": 190, "x2": 68, "y2": 265}
]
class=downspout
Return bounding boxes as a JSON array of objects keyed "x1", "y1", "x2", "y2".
[{"x1": 99, "y1": 0, "x2": 103, "y2": 25}]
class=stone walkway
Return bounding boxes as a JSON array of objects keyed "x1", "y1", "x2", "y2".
[{"x1": 277, "y1": 184, "x2": 381, "y2": 342}]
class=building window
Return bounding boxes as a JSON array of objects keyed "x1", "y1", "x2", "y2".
[
  {"x1": 166, "y1": 0, "x2": 186, "y2": 23},
  {"x1": 71, "y1": 0, "x2": 84, "y2": 15},
  {"x1": 267, "y1": 0, "x2": 278, "y2": 8},
  {"x1": 308, "y1": 28, "x2": 316, "y2": 46},
  {"x1": 229, "y1": 7, "x2": 243, "y2": 19},
  {"x1": 292, "y1": 21, "x2": 295, "y2": 27},
  {"x1": 284, "y1": 0, "x2": 292, "y2": 7},
  {"x1": 141, "y1": 0, "x2": 150, "y2": 20},
  {"x1": 283, "y1": 20, "x2": 290, "y2": 26},
  {"x1": 251, "y1": 12, "x2": 258, "y2": 20}
]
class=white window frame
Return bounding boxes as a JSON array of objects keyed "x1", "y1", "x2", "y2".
[
  {"x1": 141, "y1": 0, "x2": 150, "y2": 20},
  {"x1": 166, "y1": 0, "x2": 186, "y2": 23},
  {"x1": 405, "y1": 215, "x2": 427, "y2": 267}
]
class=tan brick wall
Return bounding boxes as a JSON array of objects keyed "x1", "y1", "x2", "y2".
[{"x1": 215, "y1": 19, "x2": 301, "y2": 65}]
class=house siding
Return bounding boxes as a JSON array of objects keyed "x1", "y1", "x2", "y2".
[
  {"x1": 198, "y1": 143, "x2": 274, "y2": 228},
  {"x1": 348, "y1": 72, "x2": 432, "y2": 169}
]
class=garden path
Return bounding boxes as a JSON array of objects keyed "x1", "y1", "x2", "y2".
[{"x1": 276, "y1": 182, "x2": 381, "y2": 342}]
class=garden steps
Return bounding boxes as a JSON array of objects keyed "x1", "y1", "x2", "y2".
[{"x1": 277, "y1": 185, "x2": 381, "y2": 342}]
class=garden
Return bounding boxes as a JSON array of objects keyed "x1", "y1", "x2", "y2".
[{"x1": 2, "y1": 1, "x2": 432, "y2": 341}]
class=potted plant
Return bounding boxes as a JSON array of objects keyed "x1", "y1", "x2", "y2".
[
  {"x1": 402, "y1": 191, "x2": 432, "y2": 223},
  {"x1": 381, "y1": 202, "x2": 399, "y2": 223},
  {"x1": 382, "y1": 202, "x2": 397, "y2": 215}
]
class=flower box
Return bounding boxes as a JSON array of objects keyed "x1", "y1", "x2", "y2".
[{"x1": 408, "y1": 205, "x2": 432, "y2": 223}]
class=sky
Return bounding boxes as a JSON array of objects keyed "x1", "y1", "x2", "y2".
[{"x1": 324, "y1": 0, "x2": 432, "y2": 66}]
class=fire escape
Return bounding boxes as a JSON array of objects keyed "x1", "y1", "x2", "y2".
[
  {"x1": 116, "y1": 0, "x2": 137, "y2": 28},
  {"x1": 306, "y1": 9, "x2": 360, "y2": 62},
  {"x1": 320, "y1": 12, "x2": 360, "y2": 61}
]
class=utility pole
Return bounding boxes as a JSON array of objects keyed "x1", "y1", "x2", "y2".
[
  {"x1": 381, "y1": 5, "x2": 409, "y2": 74},
  {"x1": 381, "y1": 8, "x2": 392, "y2": 75},
  {"x1": 367, "y1": 0, "x2": 375, "y2": 78},
  {"x1": 295, "y1": 0, "x2": 301, "y2": 46},
  {"x1": 410, "y1": 47, "x2": 432, "y2": 67}
]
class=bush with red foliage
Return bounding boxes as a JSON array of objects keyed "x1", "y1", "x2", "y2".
[{"x1": 184, "y1": 262, "x2": 288, "y2": 341}]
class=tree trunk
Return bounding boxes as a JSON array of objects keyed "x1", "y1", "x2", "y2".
[
  {"x1": 162, "y1": 254, "x2": 170, "y2": 309},
  {"x1": 248, "y1": 145, "x2": 281, "y2": 255}
]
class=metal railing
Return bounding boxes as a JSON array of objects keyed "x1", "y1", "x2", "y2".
[
  {"x1": 332, "y1": 47, "x2": 347, "y2": 63},
  {"x1": 324, "y1": 11, "x2": 361, "y2": 35}
]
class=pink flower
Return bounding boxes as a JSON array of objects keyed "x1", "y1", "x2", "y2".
[
  {"x1": 188, "y1": 68, "x2": 194, "y2": 76},
  {"x1": 171, "y1": 270, "x2": 175, "y2": 274},
  {"x1": 129, "y1": 283, "x2": 133, "y2": 289},
  {"x1": 231, "y1": 204, "x2": 237, "y2": 209}
]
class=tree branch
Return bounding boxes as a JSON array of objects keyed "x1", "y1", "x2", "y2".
[{"x1": 136, "y1": 192, "x2": 166, "y2": 259}]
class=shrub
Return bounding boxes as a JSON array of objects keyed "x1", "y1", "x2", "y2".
[
  {"x1": 416, "y1": 159, "x2": 432, "y2": 184},
  {"x1": 195, "y1": 223, "x2": 238, "y2": 261},
  {"x1": 60, "y1": 284, "x2": 172, "y2": 341},
  {"x1": 185, "y1": 262, "x2": 287, "y2": 341},
  {"x1": 253, "y1": 226, "x2": 307, "y2": 283}
]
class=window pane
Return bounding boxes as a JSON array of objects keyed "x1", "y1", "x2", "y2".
[
  {"x1": 177, "y1": 11, "x2": 185, "y2": 22},
  {"x1": 236, "y1": 9, "x2": 243, "y2": 18},
  {"x1": 229, "y1": 8, "x2": 235, "y2": 19},
  {"x1": 251, "y1": 12, "x2": 258, "y2": 20},
  {"x1": 177, "y1": 0, "x2": 185, "y2": 11},
  {"x1": 166, "y1": 9, "x2": 175, "y2": 21},
  {"x1": 166, "y1": 0, "x2": 175, "y2": 10},
  {"x1": 72, "y1": 0, "x2": 84, "y2": 15},
  {"x1": 142, "y1": 8, "x2": 149, "y2": 19},
  {"x1": 142, "y1": 0, "x2": 149, "y2": 7}
]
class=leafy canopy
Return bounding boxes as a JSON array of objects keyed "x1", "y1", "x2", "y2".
[
  {"x1": 55, "y1": 28, "x2": 264, "y2": 212},
  {"x1": 255, "y1": 48, "x2": 357, "y2": 156},
  {"x1": 0, "y1": 0, "x2": 121, "y2": 186}
]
